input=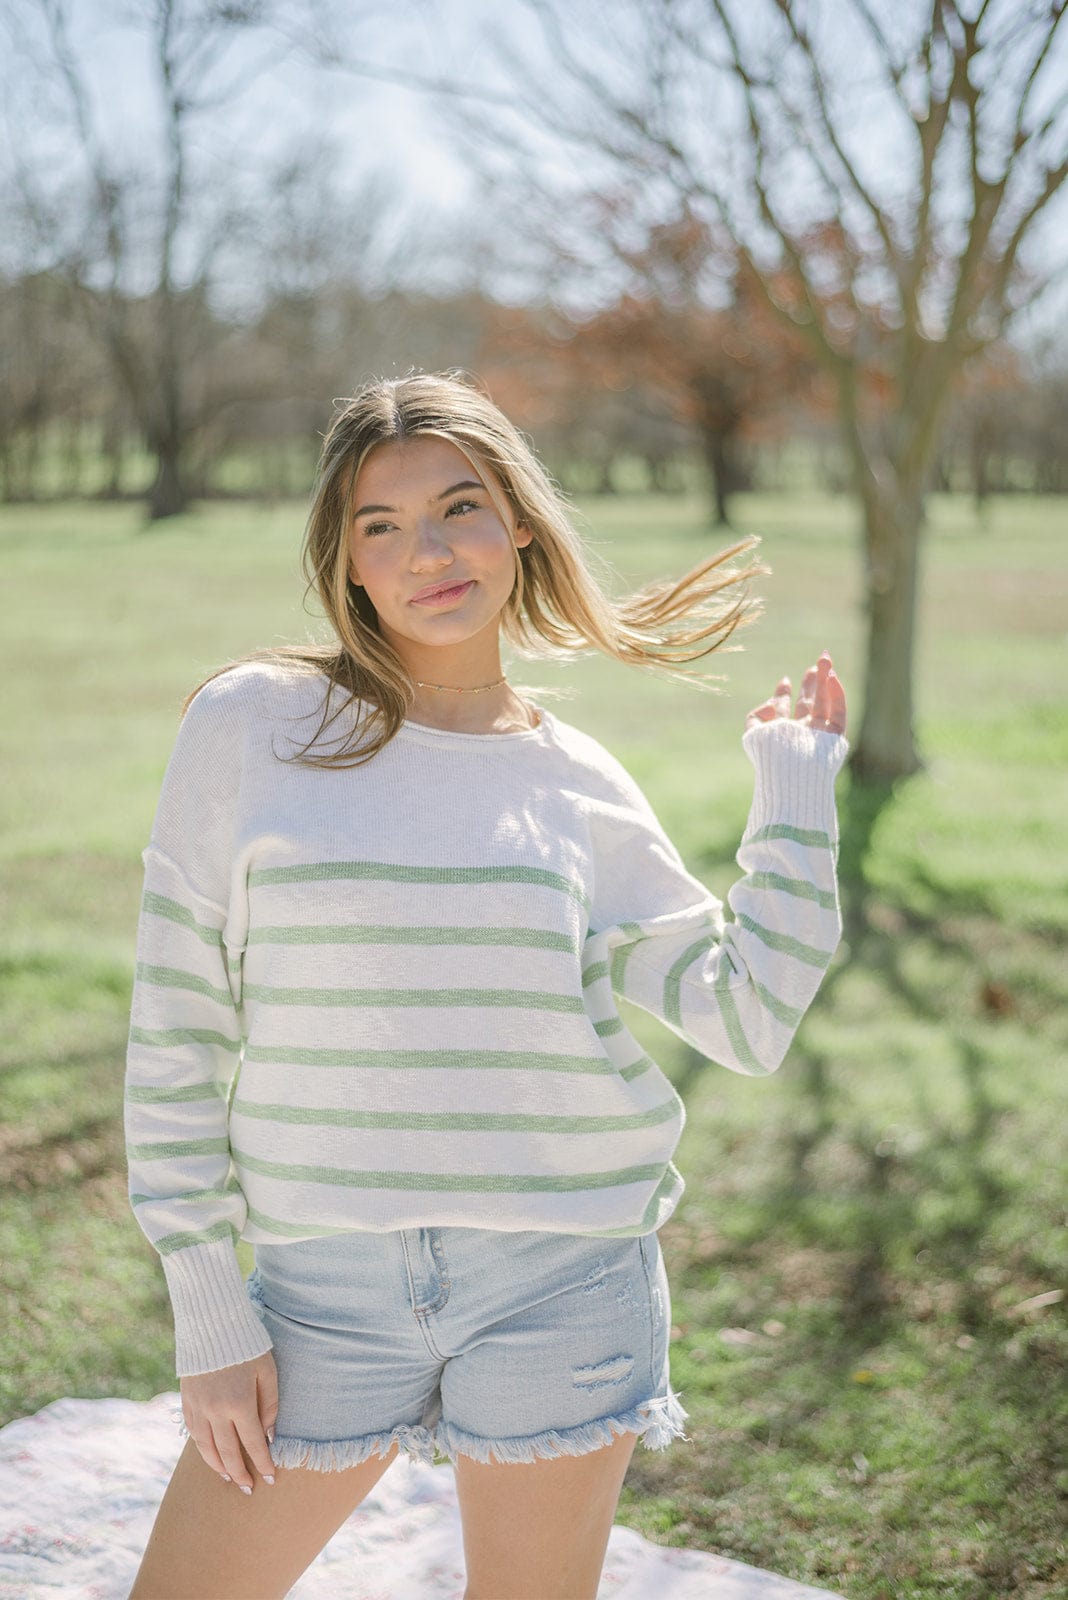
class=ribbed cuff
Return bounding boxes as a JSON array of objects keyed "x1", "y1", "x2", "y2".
[
  {"x1": 741, "y1": 719, "x2": 849, "y2": 836},
  {"x1": 161, "y1": 1237, "x2": 275, "y2": 1378}
]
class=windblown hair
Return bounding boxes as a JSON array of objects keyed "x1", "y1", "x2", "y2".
[{"x1": 184, "y1": 368, "x2": 770, "y2": 767}]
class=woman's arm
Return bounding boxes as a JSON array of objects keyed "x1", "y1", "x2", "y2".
[
  {"x1": 124, "y1": 672, "x2": 274, "y2": 1377},
  {"x1": 582, "y1": 654, "x2": 849, "y2": 1078}
]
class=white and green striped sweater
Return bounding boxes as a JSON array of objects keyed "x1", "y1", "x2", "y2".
[{"x1": 124, "y1": 662, "x2": 849, "y2": 1376}]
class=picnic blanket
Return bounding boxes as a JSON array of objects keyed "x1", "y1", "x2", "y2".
[{"x1": 0, "y1": 1392, "x2": 845, "y2": 1598}]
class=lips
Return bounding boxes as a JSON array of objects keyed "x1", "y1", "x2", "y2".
[{"x1": 410, "y1": 580, "x2": 475, "y2": 605}]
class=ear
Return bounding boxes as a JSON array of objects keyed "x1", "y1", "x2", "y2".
[{"x1": 513, "y1": 520, "x2": 534, "y2": 550}]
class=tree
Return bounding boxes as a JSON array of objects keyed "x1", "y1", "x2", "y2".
[
  {"x1": 447, "y1": 0, "x2": 1068, "y2": 781},
  {"x1": 563, "y1": 232, "x2": 821, "y2": 526},
  {"x1": 0, "y1": 0, "x2": 291, "y2": 517}
]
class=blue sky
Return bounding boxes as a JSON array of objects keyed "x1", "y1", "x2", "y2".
[{"x1": 2, "y1": 0, "x2": 1064, "y2": 350}]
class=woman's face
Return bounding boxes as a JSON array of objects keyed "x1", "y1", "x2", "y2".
[{"x1": 346, "y1": 435, "x2": 532, "y2": 654}]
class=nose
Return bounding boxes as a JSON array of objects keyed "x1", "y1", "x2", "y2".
[{"x1": 411, "y1": 514, "x2": 454, "y2": 567}]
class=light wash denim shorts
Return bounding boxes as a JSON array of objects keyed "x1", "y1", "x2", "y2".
[{"x1": 243, "y1": 1225, "x2": 690, "y2": 1472}]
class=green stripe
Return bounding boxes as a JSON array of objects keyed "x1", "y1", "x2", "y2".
[
  {"x1": 582, "y1": 921, "x2": 644, "y2": 995},
  {"x1": 154, "y1": 1218, "x2": 239, "y2": 1254},
  {"x1": 663, "y1": 938, "x2": 715, "y2": 1029},
  {"x1": 610, "y1": 943, "x2": 635, "y2": 993},
  {"x1": 618, "y1": 1053, "x2": 656, "y2": 1082},
  {"x1": 247, "y1": 922, "x2": 575, "y2": 951},
  {"x1": 129, "y1": 1025, "x2": 241, "y2": 1052},
  {"x1": 712, "y1": 968, "x2": 769, "y2": 1073},
  {"x1": 126, "y1": 1081, "x2": 224, "y2": 1105},
  {"x1": 131, "y1": 1180, "x2": 242, "y2": 1209},
  {"x1": 136, "y1": 964, "x2": 234, "y2": 1007},
  {"x1": 746, "y1": 871, "x2": 837, "y2": 910},
  {"x1": 242, "y1": 983, "x2": 586, "y2": 1012},
  {"x1": 745, "y1": 822, "x2": 831, "y2": 850},
  {"x1": 142, "y1": 891, "x2": 224, "y2": 945},
  {"x1": 230, "y1": 1097, "x2": 680, "y2": 1135},
  {"x1": 592, "y1": 911, "x2": 806, "y2": 1048},
  {"x1": 232, "y1": 1146, "x2": 665, "y2": 1195},
  {"x1": 244, "y1": 1043, "x2": 613, "y2": 1075},
  {"x1": 126, "y1": 1136, "x2": 231, "y2": 1161},
  {"x1": 735, "y1": 913, "x2": 834, "y2": 968},
  {"x1": 246, "y1": 1203, "x2": 362, "y2": 1238},
  {"x1": 610, "y1": 922, "x2": 645, "y2": 993},
  {"x1": 242, "y1": 1041, "x2": 657, "y2": 1083},
  {"x1": 752, "y1": 978, "x2": 803, "y2": 1029},
  {"x1": 249, "y1": 859, "x2": 591, "y2": 911},
  {"x1": 592, "y1": 1015, "x2": 625, "y2": 1037},
  {"x1": 656, "y1": 933, "x2": 805, "y2": 1042}
]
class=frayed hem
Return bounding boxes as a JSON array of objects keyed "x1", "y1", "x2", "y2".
[
  {"x1": 268, "y1": 1421, "x2": 439, "y2": 1472},
  {"x1": 432, "y1": 1387, "x2": 690, "y2": 1466}
]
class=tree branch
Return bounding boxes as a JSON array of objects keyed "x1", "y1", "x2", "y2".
[{"x1": 769, "y1": 0, "x2": 905, "y2": 298}]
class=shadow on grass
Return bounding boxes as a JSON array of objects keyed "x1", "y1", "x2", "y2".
[
  {"x1": 782, "y1": 772, "x2": 1018, "y2": 1338},
  {"x1": 668, "y1": 765, "x2": 1053, "y2": 1359}
]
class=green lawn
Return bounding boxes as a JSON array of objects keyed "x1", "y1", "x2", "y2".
[{"x1": 1, "y1": 489, "x2": 1065, "y2": 1599}]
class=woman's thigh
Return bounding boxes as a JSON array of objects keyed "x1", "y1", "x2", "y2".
[
  {"x1": 127, "y1": 1434, "x2": 400, "y2": 1600},
  {"x1": 455, "y1": 1430, "x2": 639, "y2": 1600}
]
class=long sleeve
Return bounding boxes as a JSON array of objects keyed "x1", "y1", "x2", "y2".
[
  {"x1": 582, "y1": 717, "x2": 849, "y2": 1078},
  {"x1": 124, "y1": 674, "x2": 274, "y2": 1377}
]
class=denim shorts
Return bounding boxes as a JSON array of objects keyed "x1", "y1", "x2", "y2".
[{"x1": 243, "y1": 1225, "x2": 690, "y2": 1473}]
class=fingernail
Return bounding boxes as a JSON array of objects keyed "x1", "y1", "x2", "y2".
[
  {"x1": 222, "y1": 1474, "x2": 231, "y2": 1482},
  {"x1": 267, "y1": 1426, "x2": 274, "y2": 1443},
  {"x1": 264, "y1": 1473, "x2": 275, "y2": 1485},
  {"x1": 240, "y1": 1484, "x2": 252, "y2": 1496}
]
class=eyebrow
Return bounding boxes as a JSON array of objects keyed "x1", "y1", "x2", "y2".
[{"x1": 353, "y1": 479, "x2": 486, "y2": 519}]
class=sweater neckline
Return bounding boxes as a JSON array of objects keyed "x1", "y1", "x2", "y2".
[{"x1": 396, "y1": 703, "x2": 554, "y2": 745}]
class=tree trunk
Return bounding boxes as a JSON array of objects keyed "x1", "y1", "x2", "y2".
[
  {"x1": 851, "y1": 481, "x2": 925, "y2": 783},
  {"x1": 703, "y1": 429, "x2": 735, "y2": 527},
  {"x1": 148, "y1": 430, "x2": 189, "y2": 520}
]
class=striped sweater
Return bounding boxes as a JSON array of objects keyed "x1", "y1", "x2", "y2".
[{"x1": 124, "y1": 662, "x2": 849, "y2": 1376}]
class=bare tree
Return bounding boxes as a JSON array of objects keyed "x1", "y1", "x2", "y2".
[
  {"x1": 0, "y1": 0, "x2": 319, "y2": 518},
  {"x1": 428, "y1": 0, "x2": 1068, "y2": 782}
]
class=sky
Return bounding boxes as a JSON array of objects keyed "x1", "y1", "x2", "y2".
[{"x1": 1, "y1": 0, "x2": 1064, "y2": 352}]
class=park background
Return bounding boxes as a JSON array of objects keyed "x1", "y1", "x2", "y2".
[{"x1": 1, "y1": 3, "x2": 1066, "y2": 1597}]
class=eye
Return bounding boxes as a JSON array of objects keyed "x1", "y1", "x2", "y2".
[
  {"x1": 362, "y1": 520, "x2": 391, "y2": 537},
  {"x1": 445, "y1": 497, "x2": 480, "y2": 517}
]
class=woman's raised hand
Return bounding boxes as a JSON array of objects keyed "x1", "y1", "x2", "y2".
[
  {"x1": 745, "y1": 650, "x2": 847, "y2": 737},
  {"x1": 179, "y1": 1348, "x2": 279, "y2": 1494}
]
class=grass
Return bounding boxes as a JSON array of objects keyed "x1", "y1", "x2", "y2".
[{"x1": 1, "y1": 488, "x2": 1066, "y2": 1599}]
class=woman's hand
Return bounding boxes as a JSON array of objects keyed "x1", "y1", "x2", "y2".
[
  {"x1": 745, "y1": 650, "x2": 847, "y2": 737},
  {"x1": 179, "y1": 1349, "x2": 279, "y2": 1494}
]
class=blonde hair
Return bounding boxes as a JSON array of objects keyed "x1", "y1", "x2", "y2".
[{"x1": 184, "y1": 368, "x2": 770, "y2": 767}]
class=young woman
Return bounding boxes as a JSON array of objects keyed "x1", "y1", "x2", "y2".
[{"x1": 124, "y1": 369, "x2": 848, "y2": 1600}]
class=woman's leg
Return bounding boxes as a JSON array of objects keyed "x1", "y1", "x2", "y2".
[
  {"x1": 454, "y1": 1429, "x2": 639, "y2": 1600},
  {"x1": 127, "y1": 1435, "x2": 401, "y2": 1600}
]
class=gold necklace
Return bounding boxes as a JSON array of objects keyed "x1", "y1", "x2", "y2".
[
  {"x1": 410, "y1": 674, "x2": 539, "y2": 730},
  {"x1": 413, "y1": 676, "x2": 507, "y2": 692}
]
